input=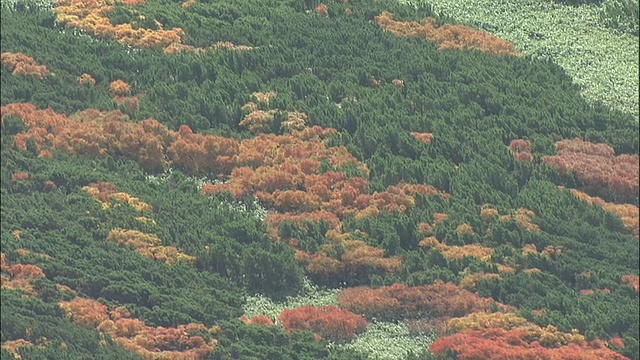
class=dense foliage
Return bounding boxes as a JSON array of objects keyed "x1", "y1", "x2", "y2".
[
  {"x1": 1, "y1": 0, "x2": 638, "y2": 358},
  {"x1": 421, "y1": 0, "x2": 639, "y2": 116}
]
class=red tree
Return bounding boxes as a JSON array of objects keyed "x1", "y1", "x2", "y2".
[
  {"x1": 278, "y1": 305, "x2": 367, "y2": 341},
  {"x1": 1, "y1": 52, "x2": 50, "y2": 79},
  {"x1": 542, "y1": 138, "x2": 639, "y2": 201},
  {"x1": 338, "y1": 281, "x2": 500, "y2": 320},
  {"x1": 430, "y1": 328, "x2": 629, "y2": 360},
  {"x1": 508, "y1": 139, "x2": 533, "y2": 162},
  {"x1": 411, "y1": 132, "x2": 433, "y2": 143},
  {"x1": 109, "y1": 80, "x2": 131, "y2": 96},
  {"x1": 621, "y1": 274, "x2": 639, "y2": 292},
  {"x1": 315, "y1": 4, "x2": 329, "y2": 17},
  {"x1": 374, "y1": 12, "x2": 522, "y2": 57}
]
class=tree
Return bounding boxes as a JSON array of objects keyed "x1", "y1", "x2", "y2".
[
  {"x1": 430, "y1": 327, "x2": 629, "y2": 360},
  {"x1": 374, "y1": 12, "x2": 523, "y2": 57},
  {"x1": 1, "y1": 52, "x2": 50, "y2": 79},
  {"x1": 61, "y1": 297, "x2": 218, "y2": 359},
  {"x1": 278, "y1": 305, "x2": 367, "y2": 341},
  {"x1": 338, "y1": 281, "x2": 502, "y2": 320},
  {"x1": 542, "y1": 138, "x2": 639, "y2": 202},
  {"x1": 109, "y1": 80, "x2": 131, "y2": 97}
]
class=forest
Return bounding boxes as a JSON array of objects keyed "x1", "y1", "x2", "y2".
[{"x1": 1, "y1": 0, "x2": 638, "y2": 359}]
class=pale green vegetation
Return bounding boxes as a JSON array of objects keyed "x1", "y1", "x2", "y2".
[
  {"x1": 0, "y1": 0, "x2": 53, "y2": 9},
  {"x1": 240, "y1": 3, "x2": 638, "y2": 356},
  {"x1": 243, "y1": 277, "x2": 341, "y2": 321},
  {"x1": 332, "y1": 321, "x2": 436, "y2": 360},
  {"x1": 599, "y1": 0, "x2": 639, "y2": 35},
  {"x1": 243, "y1": 279, "x2": 436, "y2": 359},
  {"x1": 406, "y1": 0, "x2": 639, "y2": 117},
  {"x1": 147, "y1": 170, "x2": 269, "y2": 220}
]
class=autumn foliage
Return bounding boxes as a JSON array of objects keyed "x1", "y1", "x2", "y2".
[
  {"x1": 374, "y1": 12, "x2": 523, "y2": 57},
  {"x1": 392, "y1": 79, "x2": 404, "y2": 89},
  {"x1": 480, "y1": 206, "x2": 499, "y2": 221},
  {"x1": 540, "y1": 245, "x2": 563, "y2": 258},
  {"x1": 239, "y1": 109, "x2": 276, "y2": 132},
  {"x1": 1, "y1": 104, "x2": 447, "y2": 233},
  {"x1": 1, "y1": 255, "x2": 46, "y2": 296},
  {"x1": 162, "y1": 43, "x2": 196, "y2": 56},
  {"x1": 1, "y1": 339, "x2": 37, "y2": 358},
  {"x1": 281, "y1": 111, "x2": 308, "y2": 132},
  {"x1": 197, "y1": 126, "x2": 446, "y2": 278},
  {"x1": 337, "y1": 281, "x2": 503, "y2": 320},
  {"x1": 82, "y1": 181, "x2": 153, "y2": 212},
  {"x1": 315, "y1": 4, "x2": 329, "y2": 17},
  {"x1": 621, "y1": 274, "x2": 639, "y2": 292},
  {"x1": 239, "y1": 314, "x2": 275, "y2": 326},
  {"x1": 2, "y1": 338, "x2": 35, "y2": 350},
  {"x1": 565, "y1": 187, "x2": 639, "y2": 236},
  {"x1": 508, "y1": 139, "x2": 534, "y2": 162},
  {"x1": 433, "y1": 212, "x2": 449, "y2": 224},
  {"x1": 542, "y1": 138, "x2": 639, "y2": 202},
  {"x1": 1, "y1": 103, "x2": 451, "y2": 281},
  {"x1": 60, "y1": 297, "x2": 111, "y2": 328},
  {"x1": 295, "y1": 236, "x2": 402, "y2": 282},
  {"x1": 1, "y1": 104, "x2": 173, "y2": 171},
  {"x1": 430, "y1": 309, "x2": 631, "y2": 359},
  {"x1": 238, "y1": 91, "x2": 282, "y2": 133},
  {"x1": 429, "y1": 327, "x2": 629, "y2": 360},
  {"x1": 610, "y1": 337, "x2": 625, "y2": 349},
  {"x1": 109, "y1": 80, "x2": 141, "y2": 111},
  {"x1": 481, "y1": 207, "x2": 541, "y2": 233},
  {"x1": 252, "y1": 91, "x2": 277, "y2": 104},
  {"x1": 419, "y1": 236, "x2": 494, "y2": 262},
  {"x1": 77, "y1": 73, "x2": 96, "y2": 85},
  {"x1": 207, "y1": 164, "x2": 442, "y2": 222},
  {"x1": 54, "y1": 0, "x2": 186, "y2": 49},
  {"x1": 460, "y1": 272, "x2": 502, "y2": 291},
  {"x1": 60, "y1": 297, "x2": 217, "y2": 359},
  {"x1": 1, "y1": 52, "x2": 50, "y2": 79},
  {"x1": 209, "y1": 41, "x2": 253, "y2": 51},
  {"x1": 447, "y1": 312, "x2": 529, "y2": 333},
  {"x1": 53, "y1": 0, "x2": 252, "y2": 54},
  {"x1": 11, "y1": 172, "x2": 30, "y2": 180},
  {"x1": 113, "y1": 95, "x2": 141, "y2": 112},
  {"x1": 167, "y1": 124, "x2": 239, "y2": 176},
  {"x1": 417, "y1": 222, "x2": 433, "y2": 235},
  {"x1": 278, "y1": 305, "x2": 367, "y2": 341},
  {"x1": 107, "y1": 228, "x2": 196, "y2": 266},
  {"x1": 506, "y1": 208, "x2": 541, "y2": 233},
  {"x1": 181, "y1": 0, "x2": 196, "y2": 9},
  {"x1": 447, "y1": 312, "x2": 590, "y2": 348},
  {"x1": 410, "y1": 132, "x2": 433, "y2": 143},
  {"x1": 1, "y1": 103, "x2": 444, "y2": 212},
  {"x1": 109, "y1": 80, "x2": 132, "y2": 96}
]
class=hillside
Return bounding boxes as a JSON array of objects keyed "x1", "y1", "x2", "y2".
[{"x1": 1, "y1": 0, "x2": 638, "y2": 359}]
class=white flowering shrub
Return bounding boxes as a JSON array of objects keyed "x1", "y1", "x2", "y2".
[
  {"x1": 333, "y1": 321, "x2": 436, "y2": 360},
  {"x1": 244, "y1": 278, "x2": 437, "y2": 359},
  {"x1": 243, "y1": 277, "x2": 340, "y2": 322},
  {"x1": 1, "y1": 0, "x2": 54, "y2": 10}
]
